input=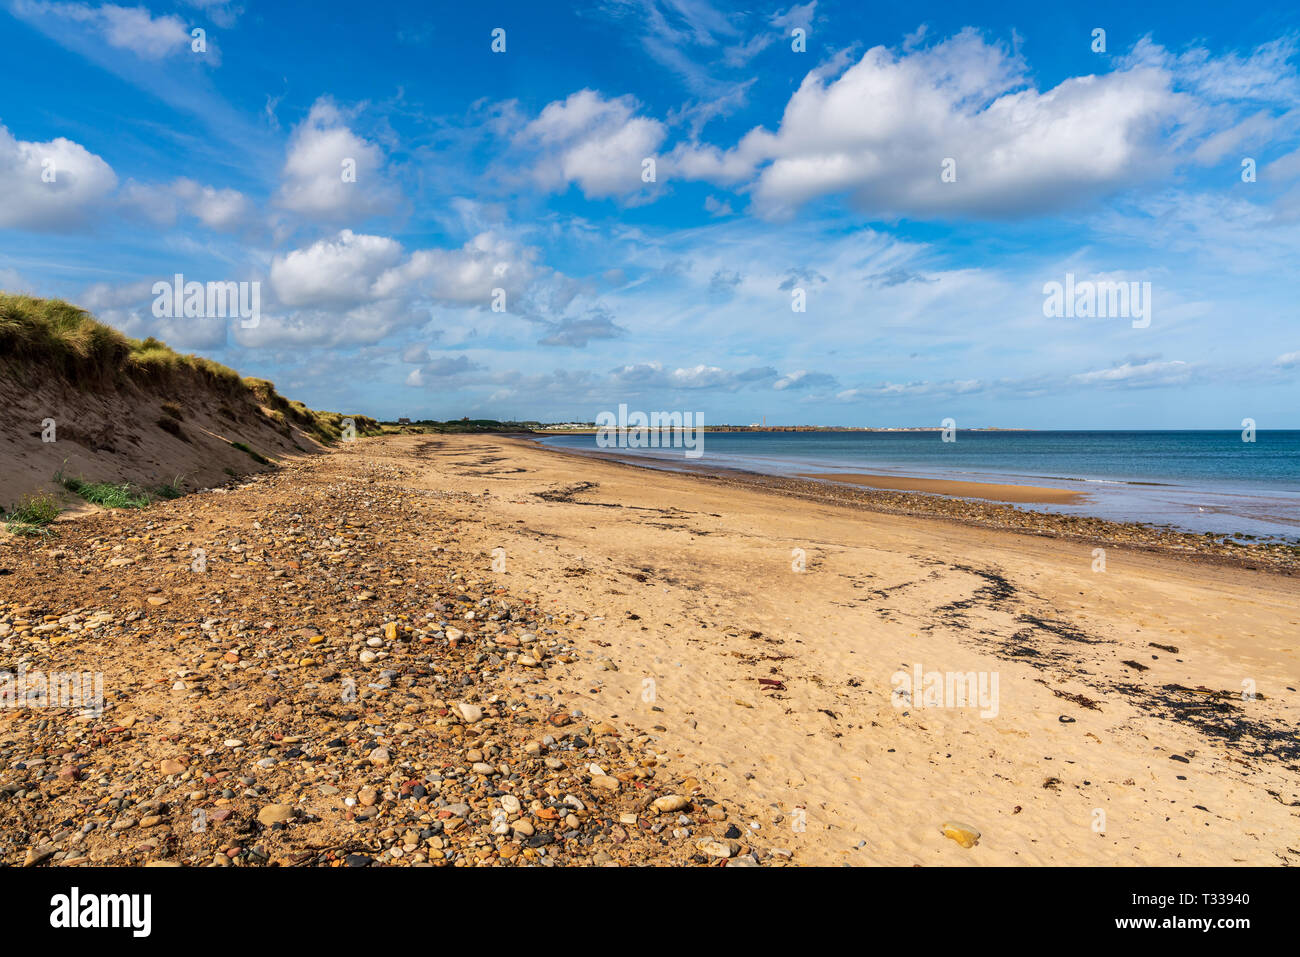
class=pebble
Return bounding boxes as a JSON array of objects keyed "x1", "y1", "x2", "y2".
[
  {"x1": 653, "y1": 795, "x2": 690, "y2": 814},
  {"x1": 455, "y1": 702, "x2": 483, "y2": 723},
  {"x1": 940, "y1": 822, "x2": 981, "y2": 849},
  {"x1": 257, "y1": 804, "x2": 294, "y2": 826},
  {"x1": 0, "y1": 445, "x2": 788, "y2": 870}
]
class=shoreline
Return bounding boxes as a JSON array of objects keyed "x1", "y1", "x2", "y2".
[
  {"x1": 794, "y1": 471, "x2": 1088, "y2": 505},
  {"x1": 510, "y1": 436, "x2": 1300, "y2": 575}
]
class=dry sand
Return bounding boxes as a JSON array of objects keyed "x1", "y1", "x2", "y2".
[
  {"x1": 796, "y1": 471, "x2": 1087, "y2": 504},
  {"x1": 405, "y1": 433, "x2": 1299, "y2": 865}
]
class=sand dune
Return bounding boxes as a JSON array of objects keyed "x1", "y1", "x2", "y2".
[{"x1": 0, "y1": 295, "x2": 377, "y2": 518}]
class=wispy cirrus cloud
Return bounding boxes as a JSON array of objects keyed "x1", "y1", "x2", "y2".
[{"x1": 13, "y1": 1, "x2": 194, "y2": 59}]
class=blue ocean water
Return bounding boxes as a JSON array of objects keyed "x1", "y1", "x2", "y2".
[{"x1": 534, "y1": 430, "x2": 1300, "y2": 540}]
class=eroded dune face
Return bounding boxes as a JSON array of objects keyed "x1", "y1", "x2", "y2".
[{"x1": 0, "y1": 296, "x2": 376, "y2": 515}]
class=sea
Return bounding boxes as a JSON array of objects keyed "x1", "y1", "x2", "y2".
[{"x1": 533, "y1": 430, "x2": 1300, "y2": 541}]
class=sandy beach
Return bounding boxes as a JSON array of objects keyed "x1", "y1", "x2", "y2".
[
  {"x1": 2, "y1": 432, "x2": 1297, "y2": 867},
  {"x1": 409, "y1": 434, "x2": 1300, "y2": 864}
]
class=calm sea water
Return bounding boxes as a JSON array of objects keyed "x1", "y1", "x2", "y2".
[{"x1": 535, "y1": 430, "x2": 1300, "y2": 540}]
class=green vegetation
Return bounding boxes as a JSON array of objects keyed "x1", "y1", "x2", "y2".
[
  {"x1": 231, "y1": 441, "x2": 271, "y2": 465},
  {"x1": 55, "y1": 467, "x2": 186, "y2": 509},
  {"x1": 243, "y1": 377, "x2": 381, "y2": 444},
  {"x1": 385, "y1": 418, "x2": 540, "y2": 434},
  {"x1": 0, "y1": 294, "x2": 245, "y2": 392},
  {"x1": 60, "y1": 477, "x2": 152, "y2": 509},
  {"x1": 3, "y1": 492, "x2": 60, "y2": 537},
  {"x1": 155, "y1": 480, "x2": 184, "y2": 500}
]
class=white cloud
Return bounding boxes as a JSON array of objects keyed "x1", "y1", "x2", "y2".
[
  {"x1": 517, "y1": 90, "x2": 666, "y2": 200},
  {"x1": 670, "y1": 29, "x2": 1193, "y2": 219},
  {"x1": 0, "y1": 267, "x2": 34, "y2": 293},
  {"x1": 536, "y1": 310, "x2": 625, "y2": 347},
  {"x1": 15, "y1": 2, "x2": 192, "y2": 59},
  {"x1": 774, "y1": 369, "x2": 837, "y2": 390},
  {"x1": 120, "y1": 177, "x2": 252, "y2": 231},
  {"x1": 372, "y1": 232, "x2": 539, "y2": 305},
  {"x1": 275, "y1": 98, "x2": 402, "y2": 220},
  {"x1": 1069, "y1": 359, "x2": 1191, "y2": 387},
  {"x1": 1123, "y1": 35, "x2": 1300, "y2": 103},
  {"x1": 181, "y1": 0, "x2": 243, "y2": 28},
  {"x1": 174, "y1": 179, "x2": 252, "y2": 230},
  {"x1": 249, "y1": 229, "x2": 559, "y2": 347},
  {"x1": 270, "y1": 230, "x2": 404, "y2": 308},
  {"x1": 604, "y1": 0, "x2": 813, "y2": 104},
  {"x1": 0, "y1": 122, "x2": 117, "y2": 229}
]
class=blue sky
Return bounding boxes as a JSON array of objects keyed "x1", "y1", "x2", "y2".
[{"x1": 2, "y1": 0, "x2": 1298, "y2": 427}]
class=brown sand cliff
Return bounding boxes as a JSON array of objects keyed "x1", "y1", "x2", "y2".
[{"x1": 0, "y1": 294, "x2": 377, "y2": 518}]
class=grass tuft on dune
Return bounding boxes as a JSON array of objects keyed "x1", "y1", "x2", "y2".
[{"x1": 0, "y1": 292, "x2": 380, "y2": 443}]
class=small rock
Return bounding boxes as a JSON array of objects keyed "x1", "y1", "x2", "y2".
[
  {"x1": 455, "y1": 702, "x2": 483, "y2": 723},
  {"x1": 257, "y1": 804, "x2": 294, "y2": 827},
  {"x1": 653, "y1": 795, "x2": 689, "y2": 814},
  {"x1": 940, "y1": 821, "x2": 980, "y2": 848}
]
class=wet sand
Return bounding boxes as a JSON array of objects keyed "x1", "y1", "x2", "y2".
[{"x1": 796, "y1": 471, "x2": 1087, "y2": 504}]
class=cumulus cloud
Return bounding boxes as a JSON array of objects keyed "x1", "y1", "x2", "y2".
[
  {"x1": 275, "y1": 98, "x2": 402, "y2": 220},
  {"x1": 834, "y1": 359, "x2": 1199, "y2": 404},
  {"x1": 270, "y1": 230, "x2": 404, "y2": 308},
  {"x1": 837, "y1": 379, "x2": 983, "y2": 400},
  {"x1": 607, "y1": 361, "x2": 783, "y2": 391},
  {"x1": 517, "y1": 90, "x2": 666, "y2": 200},
  {"x1": 120, "y1": 177, "x2": 252, "y2": 231},
  {"x1": 249, "y1": 229, "x2": 559, "y2": 347},
  {"x1": 373, "y1": 232, "x2": 540, "y2": 306},
  {"x1": 669, "y1": 29, "x2": 1198, "y2": 219},
  {"x1": 0, "y1": 123, "x2": 117, "y2": 229}
]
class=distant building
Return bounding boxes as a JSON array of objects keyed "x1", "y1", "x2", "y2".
[{"x1": 397, "y1": 417, "x2": 411, "y2": 425}]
